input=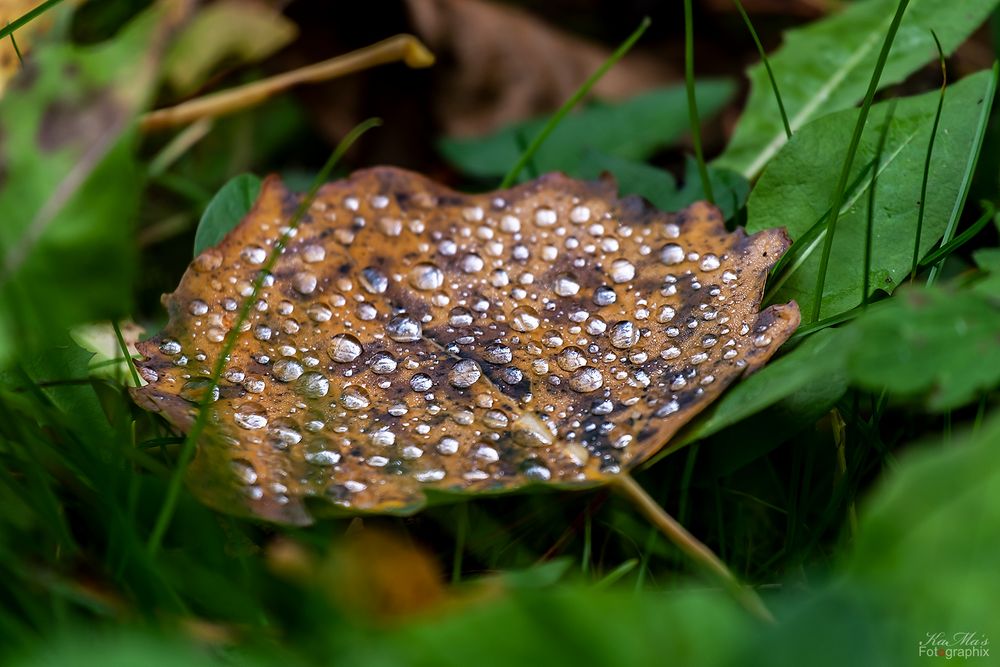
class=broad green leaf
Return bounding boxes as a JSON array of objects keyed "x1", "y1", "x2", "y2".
[
  {"x1": 576, "y1": 152, "x2": 749, "y2": 221},
  {"x1": 747, "y1": 70, "x2": 996, "y2": 321},
  {"x1": 669, "y1": 328, "x2": 848, "y2": 450},
  {"x1": 845, "y1": 286, "x2": 1000, "y2": 410},
  {"x1": 193, "y1": 173, "x2": 262, "y2": 256},
  {"x1": 0, "y1": 6, "x2": 175, "y2": 364},
  {"x1": 847, "y1": 412, "x2": 1000, "y2": 642},
  {"x1": 715, "y1": 0, "x2": 999, "y2": 179},
  {"x1": 439, "y1": 82, "x2": 734, "y2": 180}
]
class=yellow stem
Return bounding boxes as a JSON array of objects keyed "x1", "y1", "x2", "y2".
[{"x1": 613, "y1": 473, "x2": 775, "y2": 624}]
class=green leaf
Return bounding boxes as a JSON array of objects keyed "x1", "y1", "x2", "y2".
[
  {"x1": 575, "y1": 152, "x2": 749, "y2": 220},
  {"x1": 193, "y1": 173, "x2": 262, "y2": 257},
  {"x1": 845, "y1": 286, "x2": 1000, "y2": 410},
  {"x1": 439, "y1": 82, "x2": 734, "y2": 180},
  {"x1": 847, "y1": 412, "x2": 1000, "y2": 640},
  {"x1": 748, "y1": 69, "x2": 996, "y2": 321},
  {"x1": 715, "y1": 0, "x2": 999, "y2": 179},
  {"x1": 0, "y1": 7, "x2": 167, "y2": 365},
  {"x1": 670, "y1": 328, "x2": 848, "y2": 449}
]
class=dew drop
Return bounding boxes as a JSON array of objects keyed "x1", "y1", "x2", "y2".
[
  {"x1": 234, "y1": 402, "x2": 268, "y2": 430},
  {"x1": 609, "y1": 320, "x2": 639, "y2": 349},
  {"x1": 386, "y1": 315, "x2": 422, "y2": 342},
  {"x1": 569, "y1": 367, "x2": 604, "y2": 393},
  {"x1": 449, "y1": 359, "x2": 482, "y2": 388},
  {"x1": 511, "y1": 305, "x2": 540, "y2": 332},
  {"x1": 328, "y1": 333, "x2": 363, "y2": 363},
  {"x1": 410, "y1": 263, "x2": 444, "y2": 290},
  {"x1": 339, "y1": 384, "x2": 371, "y2": 410},
  {"x1": 556, "y1": 346, "x2": 587, "y2": 371},
  {"x1": 272, "y1": 358, "x2": 304, "y2": 382},
  {"x1": 660, "y1": 243, "x2": 684, "y2": 265}
]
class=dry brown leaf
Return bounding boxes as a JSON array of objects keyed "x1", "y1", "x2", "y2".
[
  {"x1": 132, "y1": 167, "x2": 798, "y2": 525},
  {"x1": 404, "y1": 0, "x2": 671, "y2": 137}
]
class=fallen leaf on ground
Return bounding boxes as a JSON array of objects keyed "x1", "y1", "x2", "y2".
[
  {"x1": 405, "y1": 0, "x2": 672, "y2": 137},
  {"x1": 132, "y1": 167, "x2": 798, "y2": 524}
]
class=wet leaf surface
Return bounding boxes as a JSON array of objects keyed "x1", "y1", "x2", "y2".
[{"x1": 132, "y1": 167, "x2": 798, "y2": 524}]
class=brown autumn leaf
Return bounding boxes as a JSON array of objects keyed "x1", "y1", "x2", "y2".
[{"x1": 132, "y1": 167, "x2": 799, "y2": 525}]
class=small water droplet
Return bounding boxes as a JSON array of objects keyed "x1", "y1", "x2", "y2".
[
  {"x1": 234, "y1": 402, "x2": 268, "y2": 429},
  {"x1": 660, "y1": 243, "x2": 684, "y2": 265},
  {"x1": 609, "y1": 320, "x2": 639, "y2": 349}
]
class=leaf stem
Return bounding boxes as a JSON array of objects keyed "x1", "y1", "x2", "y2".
[
  {"x1": 811, "y1": 0, "x2": 910, "y2": 322},
  {"x1": 146, "y1": 118, "x2": 382, "y2": 557},
  {"x1": 613, "y1": 473, "x2": 774, "y2": 623},
  {"x1": 500, "y1": 17, "x2": 651, "y2": 188},
  {"x1": 683, "y1": 0, "x2": 714, "y2": 204},
  {"x1": 140, "y1": 35, "x2": 433, "y2": 132}
]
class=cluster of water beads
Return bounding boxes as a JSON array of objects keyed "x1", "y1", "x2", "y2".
[{"x1": 142, "y1": 173, "x2": 784, "y2": 513}]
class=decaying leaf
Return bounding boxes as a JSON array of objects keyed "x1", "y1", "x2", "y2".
[{"x1": 132, "y1": 167, "x2": 798, "y2": 524}]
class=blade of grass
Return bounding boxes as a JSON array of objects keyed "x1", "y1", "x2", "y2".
[
  {"x1": 732, "y1": 0, "x2": 791, "y2": 140},
  {"x1": 683, "y1": 0, "x2": 714, "y2": 204},
  {"x1": 8, "y1": 24, "x2": 23, "y2": 64},
  {"x1": 0, "y1": 0, "x2": 65, "y2": 41},
  {"x1": 111, "y1": 321, "x2": 141, "y2": 387},
  {"x1": 499, "y1": 17, "x2": 651, "y2": 188},
  {"x1": 911, "y1": 31, "x2": 947, "y2": 281},
  {"x1": 864, "y1": 101, "x2": 896, "y2": 308},
  {"x1": 811, "y1": 0, "x2": 910, "y2": 323},
  {"x1": 147, "y1": 118, "x2": 382, "y2": 557},
  {"x1": 927, "y1": 60, "x2": 999, "y2": 285},
  {"x1": 918, "y1": 201, "x2": 995, "y2": 267}
]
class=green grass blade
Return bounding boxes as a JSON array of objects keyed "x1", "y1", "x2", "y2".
[
  {"x1": 499, "y1": 17, "x2": 650, "y2": 189},
  {"x1": 865, "y1": 101, "x2": 896, "y2": 308},
  {"x1": 0, "y1": 0, "x2": 65, "y2": 41},
  {"x1": 811, "y1": 0, "x2": 911, "y2": 322},
  {"x1": 927, "y1": 60, "x2": 1000, "y2": 285},
  {"x1": 684, "y1": 0, "x2": 714, "y2": 204},
  {"x1": 918, "y1": 201, "x2": 996, "y2": 267},
  {"x1": 146, "y1": 118, "x2": 382, "y2": 557},
  {"x1": 732, "y1": 0, "x2": 791, "y2": 139},
  {"x1": 111, "y1": 321, "x2": 141, "y2": 387},
  {"x1": 911, "y1": 31, "x2": 947, "y2": 281}
]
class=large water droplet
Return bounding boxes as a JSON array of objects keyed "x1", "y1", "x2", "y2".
[
  {"x1": 554, "y1": 273, "x2": 580, "y2": 297},
  {"x1": 328, "y1": 333, "x2": 363, "y2": 362},
  {"x1": 556, "y1": 346, "x2": 587, "y2": 371},
  {"x1": 339, "y1": 384, "x2": 371, "y2": 410},
  {"x1": 234, "y1": 402, "x2": 268, "y2": 429},
  {"x1": 660, "y1": 243, "x2": 684, "y2": 265},
  {"x1": 449, "y1": 359, "x2": 482, "y2": 388},
  {"x1": 410, "y1": 263, "x2": 444, "y2": 290},
  {"x1": 609, "y1": 320, "x2": 639, "y2": 349},
  {"x1": 483, "y1": 342, "x2": 513, "y2": 364},
  {"x1": 609, "y1": 258, "x2": 635, "y2": 284},
  {"x1": 386, "y1": 315, "x2": 422, "y2": 342},
  {"x1": 511, "y1": 305, "x2": 540, "y2": 332},
  {"x1": 272, "y1": 358, "x2": 304, "y2": 382},
  {"x1": 299, "y1": 371, "x2": 330, "y2": 397},
  {"x1": 569, "y1": 367, "x2": 604, "y2": 392},
  {"x1": 360, "y1": 266, "x2": 389, "y2": 294}
]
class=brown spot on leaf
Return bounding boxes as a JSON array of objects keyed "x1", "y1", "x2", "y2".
[
  {"x1": 131, "y1": 167, "x2": 799, "y2": 524},
  {"x1": 37, "y1": 88, "x2": 126, "y2": 153}
]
